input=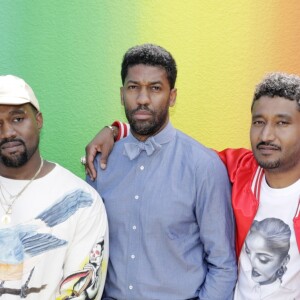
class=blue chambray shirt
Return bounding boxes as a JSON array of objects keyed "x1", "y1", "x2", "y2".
[{"x1": 87, "y1": 122, "x2": 237, "y2": 300}]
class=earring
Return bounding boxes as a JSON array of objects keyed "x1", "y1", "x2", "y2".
[{"x1": 275, "y1": 266, "x2": 285, "y2": 278}]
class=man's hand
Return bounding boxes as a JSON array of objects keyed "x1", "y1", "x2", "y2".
[{"x1": 85, "y1": 126, "x2": 117, "y2": 180}]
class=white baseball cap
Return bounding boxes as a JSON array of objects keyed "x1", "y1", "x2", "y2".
[{"x1": 0, "y1": 75, "x2": 40, "y2": 111}]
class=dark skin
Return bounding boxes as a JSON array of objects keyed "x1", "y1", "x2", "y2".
[
  {"x1": 0, "y1": 104, "x2": 55, "y2": 180},
  {"x1": 250, "y1": 96, "x2": 300, "y2": 188},
  {"x1": 85, "y1": 124, "x2": 116, "y2": 179},
  {"x1": 121, "y1": 64, "x2": 176, "y2": 141}
]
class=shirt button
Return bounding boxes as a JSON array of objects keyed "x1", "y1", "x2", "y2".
[
  {"x1": 131, "y1": 254, "x2": 135, "y2": 259},
  {"x1": 140, "y1": 165, "x2": 144, "y2": 170},
  {"x1": 134, "y1": 195, "x2": 139, "y2": 200},
  {"x1": 129, "y1": 285, "x2": 133, "y2": 290},
  {"x1": 132, "y1": 225, "x2": 137, "y2": 230}
]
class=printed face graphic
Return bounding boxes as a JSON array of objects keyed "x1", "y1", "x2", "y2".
[
  {"x1": 89, "y1": 243, "x2": 103, "y2": 264},
  {"x1": 245, "y1": 232, "x2": 287, "y2": 285}
]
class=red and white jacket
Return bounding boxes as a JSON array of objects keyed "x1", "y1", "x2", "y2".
[{"x1": 219, "y1": 148, "x2": 300, "y2": 257}]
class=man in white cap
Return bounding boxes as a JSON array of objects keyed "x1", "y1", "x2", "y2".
[{"x1": 0, "y1": 75, "x2": 108, "y2": 299}]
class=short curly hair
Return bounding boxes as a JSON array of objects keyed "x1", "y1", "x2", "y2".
[
  {"x1": 121, "y1": 44, "x2": 177, "y2": 89},
  {"x1": 252, "y1": 72, "x2": 300, "y2": 111}
]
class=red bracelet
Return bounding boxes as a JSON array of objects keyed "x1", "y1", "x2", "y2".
[{"x1": 111, "y1": 121, "x2": 130, "y2": 141}]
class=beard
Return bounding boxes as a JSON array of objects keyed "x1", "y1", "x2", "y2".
[
  {"x1": 125, "y1": 104, "x2": 169, "y2": 136},
  {"x1": 0, "y1": 138, "x2": 38, "y2": 168},
  {"x1": 252, "y1": 142, "x2": 281, "y2": 170},
  {"x1": 256, "y1": 159, "x2": 280, "y2": 170}
]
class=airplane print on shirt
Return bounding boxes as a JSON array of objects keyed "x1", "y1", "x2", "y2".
[{"x1": 0, "y1": 189, "x2": 93, "y2": 298}]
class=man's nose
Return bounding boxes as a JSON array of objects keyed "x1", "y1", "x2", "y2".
[
  {"x1": 0, "y1": 123, "x2": 17, "y2": 139},
  {"x1": 260, "y1": 124, "x2": 275, "y2": 142},
  {"x1": 136, "y1": 87, "x2": 151, "y2": 105}
]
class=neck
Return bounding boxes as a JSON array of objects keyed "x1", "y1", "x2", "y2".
[
  {"x1": 131, "y1": 132, "x2": 151, "y2": 142},
  {"x1": 265, "y1": 168, "x2": 300, "y2": 188},
  {"x1": 131, "y1": 119, "x2": 169, "y2": 142},
  {"x1": 0, "y1": 151, "x2": 43, "y2": 180}
]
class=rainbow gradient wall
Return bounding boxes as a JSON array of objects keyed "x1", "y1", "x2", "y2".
[{"x1": 1, "y1": 1, "x2": 300, "y2": 177}]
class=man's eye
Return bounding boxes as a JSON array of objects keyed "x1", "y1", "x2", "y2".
[
  {"x1": 151, "y1": 86, "x2": 161, "y2": 91},
  {"x1": 277, "y1": 121, "x2": 289, "y2": 126},
  {"x1": 252, "y1": 120, "x2": 264, "y2": 126},
  {"x1": 128, "y1": 85, "x2": 137, "y2": 90},
  {"x1": 13, "y1": 117, "x2": 24, "y2": 123}
]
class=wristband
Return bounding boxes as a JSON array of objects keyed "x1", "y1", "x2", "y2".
[
  {"x1": 105, "y1": 125, "x2": 117, "y2": 140},
  {"x1": 111, "y1": 121, "x2": 130, "y2": 141}
]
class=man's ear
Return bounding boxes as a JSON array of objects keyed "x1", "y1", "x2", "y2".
[
  {"x1": 120, "y1": 87, "x2": 124, "y2": 106},
  {"x1": 36, "y1": 112, "x2": 43, "y2": 130},
  {"x1": 169, "y1": 88, "x2": 177, "y2": 107}
]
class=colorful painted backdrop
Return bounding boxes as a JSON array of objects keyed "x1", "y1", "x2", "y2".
[{"x1": 1, "y1": 1, "x2": 300, "y2": 177}]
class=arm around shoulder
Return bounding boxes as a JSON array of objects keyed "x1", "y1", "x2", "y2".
[{"x1": 85, "y1": 121, "x2": 130, "y2": 180}]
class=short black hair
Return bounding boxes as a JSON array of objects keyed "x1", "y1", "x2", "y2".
[
  {"x1": 252, "y1": 72, "x2": 300, "y2": 111},
  {"x1": 121, "y1": 44, "x2": 177, "y2": 89}
]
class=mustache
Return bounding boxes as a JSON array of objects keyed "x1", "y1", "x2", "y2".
[
  {"x1": 131, "y1": 105, "x2": 153, "y2": 114},
  {"x1": 0, "y1": 138, "x2": 25, "y2": 148},
  {"x1": 256, "y1": 141, "x2": 281, "y2": 150}
]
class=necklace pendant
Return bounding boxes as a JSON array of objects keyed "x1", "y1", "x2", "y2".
[{"x1": 1, "y1": 214, "x2": 11, "y2": 225}]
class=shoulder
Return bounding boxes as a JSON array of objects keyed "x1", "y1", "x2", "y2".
[
  {"x1": 217, "y1": 148, "x2": 258, "y2": 181},
  {"x1": 171, "y1": 130, "x2": 232, "y2": 187},
  {"x1": 48, "y1": 164, "x2": 103, "y2": 204},
  {"x1": 218, "y1": 148, "x2": 254, "y2": 163},
  {"x1": 175, "y1": 129, "x2": 222, "y2": 165},
  {"x1": 93, "y1": 137, "x2": 127, "y2": 169},
  {"x1": 52, "y1": 164, "x2": 91, "y2": 185}
]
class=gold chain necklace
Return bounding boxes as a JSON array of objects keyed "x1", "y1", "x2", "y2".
[{"x1": 0, "y1": 158, "x2": 44, "y2": 225}]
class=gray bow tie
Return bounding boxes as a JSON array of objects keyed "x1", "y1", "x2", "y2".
[{"x1": 124, "y1": 137, "x2": 162, "y2": 160}]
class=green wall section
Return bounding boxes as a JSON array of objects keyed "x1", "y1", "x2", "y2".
[{"x1": 0, "y1": 1, "x2": 140, "y2": 177}]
